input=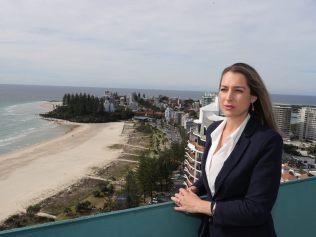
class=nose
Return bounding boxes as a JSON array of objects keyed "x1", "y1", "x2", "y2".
[{"x1": 226, "y1": 89, "x2": 233, "y2": 101}]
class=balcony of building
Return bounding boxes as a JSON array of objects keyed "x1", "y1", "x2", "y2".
[
  {"x1": 1, "y1": 177, "x2": 315, "y2": 237},
  {"x1": 187, "y1": 141, "x2": 204, "y2": 153},
  {"x1": 184, "y1": 159, "x2": 195, "y2": 171},
  {"x1": 184, "y1": 166, "x2": 195, "y2": 180},
  {"x1": 185, "y1": 153, "x2": 197, "y2": 167}
]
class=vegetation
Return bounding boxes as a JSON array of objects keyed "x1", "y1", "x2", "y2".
[
  {"x1": 122, "y1": 122, "x2": 187, "y2": 204},
  {"x1": 41, "y1": 93, "x2": 133, "y2": 123},
  {"x1": 132, "y1": 92, "x2": 163, "y2": 112},
  {"x1": 26, "y1": 204, "x2": 41, "y2": 215},
  {"x1": 0, "y1": 204, "x2": 54, "y2": 231},
  {"x1": 158, "y1": 95, "x2": 169, "y2": 103},
  {"x1": 307, "y1": 144, "x2": 316, "y2": 156},
  {"x1": 135, "y1": 123, "x2": 154, "y2": 134},
  {"x1": 75, "y1": 201, "x2": 94, "y2": 213},
  {"x1": 283, "y1": 144, "x2": 301, "y2": 156},
  {"x1": 133, "y1": 142, "x2": 185, "y2": 201},
  {"x1": 124, "y1": 170, "x2": 141, "y2": 208},
  {"x1": 182, "y1": 99, "x2": 195, "y2": 110}
]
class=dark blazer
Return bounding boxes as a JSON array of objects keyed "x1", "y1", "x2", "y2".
[{"x1": 193, "y1": 115, "x2": 283, "y2": 237}]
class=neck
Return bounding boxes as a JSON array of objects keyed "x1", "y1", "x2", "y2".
[{"x1": 225, "y1": 113, "x2": 248, "y2": 133}]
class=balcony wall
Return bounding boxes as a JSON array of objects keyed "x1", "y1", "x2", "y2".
[{"x1": 1, "y1": 177, "x2": 316, "y2": 237}]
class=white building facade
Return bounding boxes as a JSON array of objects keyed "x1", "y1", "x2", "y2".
[
  {"x1": 184, "y1": 96, "x2": 224, "y2": 187},
  {"x1": 298, "y1": 107, "x2": 316, "y2": 141}
]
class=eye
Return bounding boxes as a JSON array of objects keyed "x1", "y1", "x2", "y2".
[
  {"x1": 235, "y1": 89, "x2": 243, "y2": 93},
  {"x1": 220, "y1": 88, "x2": 227, "y2": 91}
]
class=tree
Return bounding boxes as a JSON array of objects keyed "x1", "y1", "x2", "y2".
[
  {"x1": 75, "y1": 201, "x2": 94, "y2": 213},
  {"x1": 62, "y1": 94, "x2": 67, "y2": 106},
  {"x1": 137, "y1": 154, "x2": 158, "y2": 201},
  {"x1": 26, "y1": 204, "x2": 41, "y2": 216},
  {"x1": 283, "y1": 144, "x2": 301, "y2": 156},
  {"x1": 307, "y1": 145, "x2": 316, "y2": 156},
  {"x1": 124, "y1": 170, "x2": 141, "y2": 208}
]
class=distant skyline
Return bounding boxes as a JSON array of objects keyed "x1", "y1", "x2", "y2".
[{"x1": 0, "y1": 0, "x2": 316, "y2": 96}]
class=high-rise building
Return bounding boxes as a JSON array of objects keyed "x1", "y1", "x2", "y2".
[
  {"x1": 273, "y1": 104, "x2": 292, "y2": 140},
  {"x1": 173, "y1": 111, "x2": 184, "y2": 125},
  {"x1": 184, "y1": 96, "x2": 224, "y2": 187},
  {"x1": 201, "y1": 92, "x2": 216, "y2": 107},
  {"x1": 298, "y1": 107, "x2": 316, "y2": 141},
  {"x1": 164, "y1": 107, "x2": 174, "y2": 123}
]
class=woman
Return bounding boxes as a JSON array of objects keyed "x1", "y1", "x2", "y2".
[{"x1": 171, "y1": 63, "x2": 283, "y2": 237}]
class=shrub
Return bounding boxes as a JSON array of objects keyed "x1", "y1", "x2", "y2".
[
  {"x1": 75, "y1": 201, "x2": 94, "y2": 213},
  {"x1": 26, "y1": 204, "x2": 41, "y2": 216},
  {"x1": 93, "y1": 190, "x2": 101, "y2": 198},
  {"x1": 63, "y1": 207, "x2": 72, "y2": 214}
]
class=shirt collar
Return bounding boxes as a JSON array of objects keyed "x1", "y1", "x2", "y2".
[
  {"x1": 210, "y1": 114, "x2": 250, "y2": 143},
  {"x1": 210, "y1": 117, "x2": 227, "y2": 141}
]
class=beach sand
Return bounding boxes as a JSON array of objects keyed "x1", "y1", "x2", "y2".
[{"x1": 0, "y1": 103, "x2": 128, "y2": 222}]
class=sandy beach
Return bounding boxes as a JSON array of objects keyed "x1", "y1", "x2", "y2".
[{"x1": 0, "y1": 104, "x2": 128, "y2": 222}]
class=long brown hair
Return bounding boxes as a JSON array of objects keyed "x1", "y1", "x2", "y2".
[{"x1": 220, "y1": 63, "x2": 278, "y2": 131}]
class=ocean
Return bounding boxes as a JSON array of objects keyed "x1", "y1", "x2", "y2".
[{"x1": 0, "y1": 84, "x2": 316, "y2": 156}]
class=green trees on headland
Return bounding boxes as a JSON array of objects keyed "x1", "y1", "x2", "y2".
[
  {"x1": 132, "y1": 92, "x2": 163, "y2": 112},
  {"x1": 41, "y1": 93, "x2": 133, "y2": 123}
]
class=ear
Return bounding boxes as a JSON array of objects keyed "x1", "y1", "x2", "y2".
[{"x1": 251, "y1": 95, "x2": 257, "y2": 103}]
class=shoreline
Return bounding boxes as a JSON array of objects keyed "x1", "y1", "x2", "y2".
[{"x1": 0, "y1": 102, "x2": 130, "y2": 222}]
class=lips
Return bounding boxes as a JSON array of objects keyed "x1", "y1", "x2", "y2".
[{"x1": 224, "y1": 104, "x2": 235, "y2": 110}]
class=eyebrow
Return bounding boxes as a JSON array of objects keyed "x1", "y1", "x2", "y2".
[{"x1": 220, "y1": 85, "x2": 246, "y2": 89}]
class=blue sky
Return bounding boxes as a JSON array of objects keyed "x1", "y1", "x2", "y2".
[{"x1": 0, "y1": 0, "x2": 315, "y2": 95}]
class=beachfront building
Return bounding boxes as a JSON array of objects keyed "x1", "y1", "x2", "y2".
[
  {"x1": 165, "y1": 107, "x2": 174, "y2": 123},
  {"x1": 173, "y1": 111, "x2": 184, "y2": 125},
  {"x1": 184, "y1": 96, "x2": 224, "y2": 187},
  {"x1": 127, "y1": 94, "x2": 139, "y2": 111},
  {"x1": 104, "y1": 99, "x2": 115, "y2": 112},
  {"x1": 273, "y1": 104, "x2": 292, "y2": 140},
  {"x1": 181, "y1": 113, "x2": 194, "y2": 131},
  {"x1": 192, "y1": 101, "x2": 200, "y2": 112},
  {"x1": 119, "y1": 97, "x2": 125, "y2": 106},
  {"x1": 298, "y1": 107, "x2": 316, "y2": 141},
  {"x1": 201, "y1": 92, "x2": 216, "y2": 107}
]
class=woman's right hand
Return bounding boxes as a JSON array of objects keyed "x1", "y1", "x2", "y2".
[{"x1": 187, "y1": 185, "x2": 198, "y2": 194}]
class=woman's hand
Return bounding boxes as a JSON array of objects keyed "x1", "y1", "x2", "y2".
[
  {"x1": 187, "y1": 185, "x2": 198, "y2": 194},
  {"x1": 171, "y1": 188, "x2": 211, "y2": 215}
]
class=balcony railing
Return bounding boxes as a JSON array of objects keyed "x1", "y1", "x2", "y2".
[
  {"x1": 188, "y1": 141, "x2": 204, "y2": 153},
  {"x1": 1, "y1": 177, "x2": 316, "y2": 237},
  {"x1": 184, "y1": 159, "x2": 195, "y2": 171},
  {"x1": 185, "y1": 154, "x2": 196, "y2": 165}
]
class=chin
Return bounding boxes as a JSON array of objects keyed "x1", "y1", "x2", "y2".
[
  {"x1": 222, "y1": 111, "x2": 235, "y2": 117},
  {"x1": 223, "y1": 110, "x2": 247, "y2": 118}
]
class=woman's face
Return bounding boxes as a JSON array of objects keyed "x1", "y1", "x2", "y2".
[{"x1": 219, "y1": 71, "x2": 257, "y2": 119}]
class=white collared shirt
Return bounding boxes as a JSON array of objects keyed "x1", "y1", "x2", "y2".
[{"x1": 205, "y1": 114, "x2": 250, "y2": 196}]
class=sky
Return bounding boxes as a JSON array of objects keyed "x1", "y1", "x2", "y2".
[{"x1": 0, "y1": 0, "x2": 315, "y2": 95}]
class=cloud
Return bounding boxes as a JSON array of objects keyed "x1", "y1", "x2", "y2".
[{"x1": 0, "y1": 0, "x2": 315, "y2": 95}]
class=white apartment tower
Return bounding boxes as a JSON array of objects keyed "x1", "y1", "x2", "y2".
[
  {"x1": 298, "y1": 107, "x2": 316, "y2": 141},
  {"x1": 184, "y1": 96, "x2": 224, "y2": 187},
  {"x1": 273, "y1": 104, "x2": 292, "y2": 140}
]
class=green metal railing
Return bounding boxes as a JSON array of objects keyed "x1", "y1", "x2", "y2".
[{"x1": 1, "y1": 177, "x2": 315, "y2": 237}]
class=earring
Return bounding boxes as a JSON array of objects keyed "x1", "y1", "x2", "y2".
[{"x1": 251, "y1": 102, "x2": 254, "y2": 111}]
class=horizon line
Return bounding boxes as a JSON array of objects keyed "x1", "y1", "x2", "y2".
[{"x1": 1, "y1": 83, "x2": 315, "y2": 97}]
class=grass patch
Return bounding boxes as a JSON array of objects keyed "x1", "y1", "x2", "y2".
[{"x1": 108, "y1": 144, "x2": 124, "y2": 149}]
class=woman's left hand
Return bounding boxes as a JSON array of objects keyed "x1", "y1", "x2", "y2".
[{"x1": 171, "y1": 188, "x2": 206, "y2": 214}]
